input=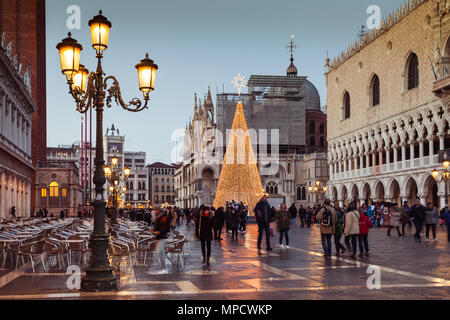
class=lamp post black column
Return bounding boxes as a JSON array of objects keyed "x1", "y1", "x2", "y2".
[
  {"x1": 81, "y1": 57, "x2": 118, "y2": 291},
  {"x1": 57, "y1": 10, "x2": 157, "y2": 292}
]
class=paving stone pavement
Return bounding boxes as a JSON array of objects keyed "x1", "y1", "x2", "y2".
[{"x1": 0, "y1": 221, "x2": 449, "y2": 300}]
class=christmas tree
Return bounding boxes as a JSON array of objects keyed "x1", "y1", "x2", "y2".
[{"x1": 213, "y1": 101, "x2": 263, "y2": 212}]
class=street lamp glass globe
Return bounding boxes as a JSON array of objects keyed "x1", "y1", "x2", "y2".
[
  {"x1": 135, "y1": 53, "x2": 158, "y2": 98},
  {"x1": 88, "y1": 11, "x2": 111, "y2": 55},
  {"x1": 111, "y1": 156, "x2": 118, "y2": 167},
  {"x1": 108, "y1": 185, "x2": 114, "y2": 192},
  {"x1": 71, "y1": 64, "x2": 89, "y2": 93},
  {"x1": 124, "y1": 167, "x2": 131, "y2": 178},
  {"x1": 432, "y1": 169, "x2": 439, "y2": 180},
  {"x1": 104, "y1": 165, "x2": 111, "y2": 176},
  {"x1": 444, "y1": 161, "x2": 450, "y2": 170},
  {"x1": 56, "y1": 33, "x2": 83, "y2": 82}
]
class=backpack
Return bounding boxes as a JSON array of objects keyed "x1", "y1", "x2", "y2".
[
  {"x1": 321, "y1": 208, "x2": 332, "y2": 227},
  {"x1": 441, "y1": 210, "x2": 450, "y2": 224}
]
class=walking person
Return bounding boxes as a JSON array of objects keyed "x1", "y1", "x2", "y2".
[
  {"x1": 230, "y1": 209, "x2": 239, "y2": 241},
  {"x1": 275, "y1": 204, "x2": 291, "y2": 249},
  {"x1": 306, "y1": 206, "x2": 313, "y2": 227},
  {"x1": 344, "y1": 202, "x2": 360, "y2": 259},
  {"x1": 152, "y1": 207, "x2": 170, "y2": 272},
  {"x1": 197, "y1": 207, "x2": 214, "y2": 265},
  {"x1": 317, "y1": 199, "x2": 337, "y2": 257},
  {"x1": 288, "y1": 203, "x2": 297, "y2": 228},
  {"x1": 410, "y1": 198, "x2": 426, "y2": 242},
  {"x1": 424, "y1": 202, "x2": 439, "y2": 242},
  {"x1": 298, "y1": 205, "x2": 306, "y2": 227},
  {"x1": 254, "y1": 195, "x2": 273, "y2": 251},
  {"x1": 358, "y1": 210, "x2": 373, "y2": 257},
  {"x1": 334, "y1": 206, "x2": 346, "y2": 256},
  {"x1": 387, "y1": 203, "x2": 402, "y2": 237},
  {"x1": 440, "y1": 207, "x2": 450, "y2": 242},
  {"x1": 400, "y1": 204, "x2": 411, "y2": 236},
  {"x1": 213, "y1": 207, "x2": 225, "y2": 241}
]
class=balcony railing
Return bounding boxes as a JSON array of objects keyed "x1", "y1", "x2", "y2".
[{"x1": 331, "y1": 154, "x2": 439, "y2": 181}]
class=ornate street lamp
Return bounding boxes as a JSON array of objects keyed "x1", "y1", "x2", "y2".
[
  {"x1": 56, "y1": 10, "x2": 158, "y2": 292},
  {"x1": 308, "y1": 180, "x2": 327, "y2": 204},
  {"x1": 432, "y1": 159, "x2": 450, "y2": 207}
]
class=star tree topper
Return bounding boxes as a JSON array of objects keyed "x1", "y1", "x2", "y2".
[{"x1": 231, "y1": 74, "x2": 246, "y2": 96}]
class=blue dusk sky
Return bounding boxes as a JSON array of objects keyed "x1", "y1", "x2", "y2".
[{"x1": 46, "y1": 0, "x2": 406, "y2": 164}]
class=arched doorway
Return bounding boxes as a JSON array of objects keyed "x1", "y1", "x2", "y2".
[
  {"x1": 405, "y1": 177, "x2": 418, "y2": 206},
  {"x1": 362, "y1": 183, "x2": 371, "y2": 206},
  {"x1": 332, "y1": 186, "x2": 338, "y2": 207},
  {"x1": 375, "y1": 181, "x2": 385, "y2": 202},
  {"x1": 389, "y1": 179, "x2": 401, "y2": 206},
  {"x1": 351, "y1": 184, "x2": 359, "y2": 202},
  {"x1": 423, "y1": 175, "x2": 438, "y2": 208},
  {"x1": 341, "y1": 186, "x2": 348, "y2": 206}
]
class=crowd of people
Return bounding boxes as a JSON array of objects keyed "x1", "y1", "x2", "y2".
[{"x1": 18, "y1": 194, "x2": 448, "y2": 267}]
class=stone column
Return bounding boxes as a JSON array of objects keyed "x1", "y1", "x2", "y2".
[
  {"x1": 410, "y1": 141, "x2": 415, "y2": 166},
  {"x1": 379, "y1": 149, "x2": 383, "y2": 166},
  {"x1": 386, "y1": 147, "x2": 391, "y2": 166},
  {"x1": 417, "y1": 193, "x2": 426, "y2": 206},
  {"x1": 337, "y1": 197, "x2": 344, "y2": 209},
  {"x1": 439, "y1": 133, "x2": 445, "y2": 151},
  {"x1": 365, "y1": 152, "x2": 370, "y2": 169},
  {"x1": 359, "y1": 154, "x2": 363, "y2": 170},
  {"x1": 343, "y1": 157, "x2": 347, "y2": 172},
  {"x1": 428, "y1": 135, "x2": 435, "y2": 165},
  {"x1": 419, "y1": 138, "x2": 424, "y2": 165},
  {"x1": 401, "y1": 142, "x2": 406, "y2": 169},
  {"x1": 393, "y1": 145, "x2": 398, "y2": 163}
]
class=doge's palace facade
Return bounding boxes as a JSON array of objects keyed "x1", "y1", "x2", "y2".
[{"x1": 326, "y1": 0, "x2": 450, "y2": 209}]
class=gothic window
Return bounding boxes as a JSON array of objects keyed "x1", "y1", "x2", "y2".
[
  {"x1": 287, "y1": 163, "x2": 291, "y2": 174},
  {"x1": 41, "y1": 188, "x2": 47, "y2": 198},
  {"x1": 274, "y1": 186, "x2": 278, "y2": 194},
  {"x1": 407, "y1": 53, "x2": 419, "y2": 90},
  {"x1": 301, "y1": 186, "x2": 306, "y2": 200},
  {"x1": 370, "y1": 74, "x2": 380, "y2": 106},
  {"x1": 320, "y1": 136, "x2": 324, "y2": 147},
  {"x1": 343, "y1": 91, "x2": 351, "y2": 120},
  {"x1": 138, "y1": 182, "x2": 141, "y2": 190},
  {"x1": 310, "y1": 136, "x2": 316, "y2": 147},
  {"x1": 297, "y1": 187, "x2": 301, "y2": 200},
  {"x1": 266, "y1": 186, "x2": 270, "y2": 194},
  {"x1": 130, "y1": 182, "x2": 133, "y2": 190},
  {"x1": 142, "y1": 182, "x2": 146, "y2": 190}
]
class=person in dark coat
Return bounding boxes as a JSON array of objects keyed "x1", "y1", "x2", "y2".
[
  {"x1": 410, "y1": 198, "x2": 426, "y2": 242},
  {"x1": 10, "y1": 206, "x2": 16, "y2": 218},
  {"x1": 298, "y1": 205, "x2": 306, "y2": 227},
  {"x1": 289, "y1": 203, "x2": 297, "y2": 228},
  {"x1": 254, "y1": 195, "x2": 272, "y2": 251},
  {"x1": 197, "y1": 207, "x2": 215, "y2": 265},
  {"x1": 213, "y1": 207, "x2": 225, "y2": 240},
  {"x1": 230, "y1": 208, "x2": 239, "y2": 241},
  {"x1": 192, "y1": 207, "x2": 201, "y2": 238}
]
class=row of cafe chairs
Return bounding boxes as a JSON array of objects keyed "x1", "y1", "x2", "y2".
[{"x1": 0, "y1": 216, "x2": 190, "y2": 274}]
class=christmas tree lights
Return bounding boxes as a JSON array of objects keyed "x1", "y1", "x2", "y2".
[{"x1": 213, "y1": 101, "x2": 263, "y2": 213}]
